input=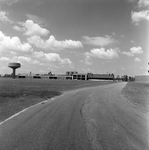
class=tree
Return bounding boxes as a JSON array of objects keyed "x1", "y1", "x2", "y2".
[{"x1": 48, "y1": 71, "x2": 52, "y2": 75}]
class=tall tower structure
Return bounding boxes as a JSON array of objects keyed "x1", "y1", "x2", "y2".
[{"x1": 8, "y1": 63, "x2": 21, "y2": 78}]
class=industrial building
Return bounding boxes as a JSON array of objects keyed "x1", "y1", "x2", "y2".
[
  {"x1": 87, "y1": 73, "x2": 114, "y2": 80},
  {"x1": 17, "y1": 71, "x2": 114, "y2": 81},
  {"x1": 7, "y1": 62, "x2": 114, "y2": 81},
  {"x1": 49, "y1": 74, "x2": 73, "y2": 80}
]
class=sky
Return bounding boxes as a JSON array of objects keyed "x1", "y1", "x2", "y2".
[{"x1": 0, "y1": 0, "x2": 148, "y2": 76}]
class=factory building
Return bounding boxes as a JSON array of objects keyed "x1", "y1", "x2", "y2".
[
  {"x1": 18, "y1": 73, "x2": 31, "y2": 78},
  {"x1": 72, "y1": 74, "x2": 87, "y2": 80},
  {"x1": 66, "y1": 71, "x2": 78, "y2": 76},
  {"x1": 49, "y1": 74, "x2": 73, "y2": 80},
  {"x1": 87, "y1": 73, "x2": 114, "y2": 80},
  {"x1": 65, "y1": 71, "x2": 87, "y2": 80},
  {"x1": 18, "y1": 71, "x2": 114, "y2": 81},
  {"x1": 7, "y1": 62, "x2": 114, "y2": 81},
  {"x1": 18, "y1": 73, "x2": 49, "y2": 79}
]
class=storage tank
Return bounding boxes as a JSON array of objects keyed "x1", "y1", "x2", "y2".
[{"x1": 8, "y1": 63, "x2": 21, "y2": 78}]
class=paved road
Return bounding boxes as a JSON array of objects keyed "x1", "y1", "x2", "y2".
[{"x1": 0, "y1": 83, "x2": 148, "y2": 150}]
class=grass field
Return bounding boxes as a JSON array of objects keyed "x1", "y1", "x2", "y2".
[
  {"x1": 0, "y1": 78, "x2": 115, "y2": 122},
  {"x1": 122, "y1": 82, "x2": 149, "y2": 113}
]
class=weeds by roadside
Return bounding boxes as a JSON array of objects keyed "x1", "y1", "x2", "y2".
[{"x1": 121, "y1": 82, "x2": 149, "y2": 113}]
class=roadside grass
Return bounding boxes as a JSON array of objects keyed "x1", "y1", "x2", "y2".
[
  {"x1": 0, "y1": 78, "x2": 114, "y2": 122},
  {"x1": 121, "y1": 82, "x2": 149, "y2": 113}
]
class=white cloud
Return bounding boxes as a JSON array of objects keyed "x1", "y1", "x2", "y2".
[
  {"x1": 122, "y1": 51, "x2": 134, "y2": 57},
  {"x1": 15, "y1": 56, "x2": 32, "y2": 62},
  {"x1": 10, "y1": 51, "x2": 17, "y2": 55},
  {"x1": 33, "y1": 51, "x2": 72, "y2": 65},
  {"x1": 130, "y1": 40, "x2": 135, "y2": 43},
  {"x1": 0, "y1": 57, "x2": 10, "y2": 61},
  {"x1": 138, "y1": 0, "x2": 149, "y2": 7},
  {"x1": 33, "y1": 51, "x2": 45, "y2": 58},
  {"x1": 28, "y1": 35, "x2": 83, "y2": 50},
  {"x1": 80, "y1": 58, "x2": 93, "y2": 65},
  {"x1": 19, "y1": 20, "x2": 50, "y2": 36},
  {"x1": 0, "y1": 31, "x2": 33, "y2": 53},
  {"x1": 11, "y1": 56, "x2": 44, "y2": 66},
  {"x1": 26, "y1": 14, "x2": 46, "y2": 25},
  {"x1": 128, "y1": 0, "x2": 149, "y2": 6},
  {"x1": 130, "y1": 46, "x2": 143, "y2": 54},
  {"x1": 31, "y1": 60, "x2": 43, "y2": 65},
  {"x1": 122, "y1": 46, "x2": 143, "y2": 57},
  {"x1": 85, "y1": 48, "x2": 119, "y2": 60},
  {"x1": 82, "y1": 35, "x2": 117, "y2": 47},
  {"x1": 45, "y1": 53, "x2": 72, "y2": 64},
  {"x1": 13, "y1": 25, "x2": 25, "y2": 32},
  {"x1": 130, "y1": 0, "x2": 149, "y2": 25},
  {"x1": 135, "y1": 57, "x2": 141, "y2": 62},
  {"x1": 0, "y1": 66, "x2": 10, "y2": 74},
  {"x1": 14, "y1": 20, "x2": 82, "y2": 50},
  {"x1": 131, "y1": 10, "x2": 149, "y2": 24},
  {"x1": 0, "y1": 11, "x2": 13, "y2": 23}
]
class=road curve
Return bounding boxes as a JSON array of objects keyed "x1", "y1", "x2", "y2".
[{"x1": 0, "y1": 83, "x2": 148, "y2": 150}]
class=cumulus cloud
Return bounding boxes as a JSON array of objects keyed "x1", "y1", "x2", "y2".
[
  {"x1": 80, "y1": 58, "x2": 93, "y2": 65},
  {"x1": 26, "y1": 14, "x2": 46, "y2": 25},
  {"x1": 138, "y1": 0, "x2": 149, "y2": 7},
  {"x1": 0, "y1": 31, "x2": 33, "y2": 53},
  {"x1": 16, "y1": 20, "x2": 50, "y2": 36},
  {"x1": 85, "y1": 48, "x2": 119, "y2": 60},
  {"x1": 128, "y1": 0, "x2": 149, "y2": 6},
  {"x1": 131, "y1": 10, "x2": 149, "y2": 24},
  {"x1": 123, "y1": 46, "x2": 143, "y2": 57},
  {"x1": 83, "y1": 35, "x2": 117, "y2": 47},
  {"x1": 131, "y1": 0, "x2": 149, "y2": 24},
  {"x1": 0, "y1": 11, "x2": 13, "y2": 23},
  {"x1": 10, "y1": 56, "x2": 44, "y2": 66},
  {"x1": 122, "y1": 51, "x2": 134, "y2": 57},
  {"x1": 28, "y1": 35, "x2": 83, "y2": 50},
  {"x1": 130, "y1": 46, "x2": 143, "y2": 54},
  {"x1": 0, "y1": 57, "x2": 10, "y2": 61},
  {"x1": 13, "y1": 19, "x2": 82, "y2": 50},
  {"x1": 12, "y1": 25, "x2": 25, "y2": 32},
  {"x1": 45, "y1": 53, "x2": 72, "y2": 64},
  {"x1": 135, "y1": 57, "x2": 141, "y2": 62},
  {"x1": 33, "y1": 51, "x2": 72, "y2": 65},
  {"x1": 14, "y1": 56, "x2": 32, "y2": 62}
]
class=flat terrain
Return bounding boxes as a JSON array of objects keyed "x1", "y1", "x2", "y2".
[
  {"x1": 0, "y1": 82, "x2": 148, "y2": 150},
  {"x1": 0, "y1": 78, "x2": 114, "y2": 122}
]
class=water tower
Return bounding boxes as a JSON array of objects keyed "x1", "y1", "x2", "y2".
[{"x1": 8, "y1": 63, "x2": 21, "y2": 78}]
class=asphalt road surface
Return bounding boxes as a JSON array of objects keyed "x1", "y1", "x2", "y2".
[{"x1": 0, "y1": 83, "x2": 148, "y2": 150}]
